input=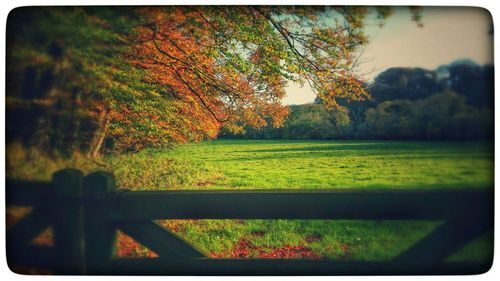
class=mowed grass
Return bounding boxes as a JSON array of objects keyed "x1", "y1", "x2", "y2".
[
  {"x1": 108, "y1": 139, "x2": 493, "y2": 190},
  {"x1": 106, "y1": 140, "x2": 493, "y2": 261},
  {"x1": 7, "y1": 140, "x2": 493, "y2": 261}
]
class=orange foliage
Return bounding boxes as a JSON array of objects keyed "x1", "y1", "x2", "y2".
[{"x1": 126, "y1": 7, "x2": 289, "y2": 143}]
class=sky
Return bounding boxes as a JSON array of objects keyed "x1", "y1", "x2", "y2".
[{"x1": 282, "y1": 6, "x2": 494, "y2": 105}]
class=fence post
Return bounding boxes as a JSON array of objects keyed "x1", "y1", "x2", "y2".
[
  {"x1": 53, "y1": 168, "x2": 85, "y2": 274},
  {"x1": 83, "y1": 171, "x2": 117, "y2": 274}
]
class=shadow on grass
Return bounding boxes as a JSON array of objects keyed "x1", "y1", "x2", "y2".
[
  {"x1": 212, "y1": 142, "x2": 491, "y2": 162},
  {"x1": 238, "y1": 141, "x2": 491, "y2": 154}
]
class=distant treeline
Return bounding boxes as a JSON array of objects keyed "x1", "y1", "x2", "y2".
[{"x1": 220, "y1": 60, "x2": 494, "y2": 140}]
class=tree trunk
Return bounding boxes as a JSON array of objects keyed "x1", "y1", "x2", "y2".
[
  {"x1": 28, "y1": 54, "x2": 62, "y2": 158},
  {"x1": 67, "y1": 91, "x2": 82, "y2": 155},
  {"x1": 87, "y1": 110, "x2": 110, "y2": 159}
]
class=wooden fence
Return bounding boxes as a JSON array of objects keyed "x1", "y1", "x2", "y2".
[{"x1": 6, "y1": 169, "x2": 494, "y2": 275}]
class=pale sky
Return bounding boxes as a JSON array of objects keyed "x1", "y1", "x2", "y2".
[{"x1": 282, "y1": 6, "x2": 494, "y2": 105}]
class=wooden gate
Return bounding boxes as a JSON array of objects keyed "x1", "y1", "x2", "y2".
[{"x1": 6, "y1": 169, "x2": 494, "y2": 275}]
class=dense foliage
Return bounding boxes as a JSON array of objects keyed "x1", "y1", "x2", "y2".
[
  {"x1": 221, "y1": 60, "x2": 493, "y2": 140},
  {"x1": 220, "y1": 104, "x2": 350, "y2": 139},
  {"x1": 7, "y1": 6, "x2": 399, "y2": 157}
]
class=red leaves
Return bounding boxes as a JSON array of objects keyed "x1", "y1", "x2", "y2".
[
  {"x1": 259, "y1": 245, "x2": 321, "y2": 259},
  {"x1": 210, "y1": 237, "x2": 322, "y2": 259},
  {"x1": 115, "y1": 231, "x2": 159, "y2": 258},
  {"x1": 231, "y1": 238, "x2": 256, "y2": 258},
  {"x1": 209, "y1": 252, "x2": 227, "y2": 258},
  {"x1": 338, "y1": 244, "x2": 352, "y2": 260},
  {"x1": 6, "y1": 207, "x2": 33, "y2": 228},
  {"x1": 31, "y1": 228, "x2": 54, "y2": 247}
]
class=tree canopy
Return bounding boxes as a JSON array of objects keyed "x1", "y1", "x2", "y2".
[
  {"x1": 224, "y1": 60, "x2": 493, "y2": 141},
  {"x1": 7, "y1": 6, "x2": 419, "y2": 156}
]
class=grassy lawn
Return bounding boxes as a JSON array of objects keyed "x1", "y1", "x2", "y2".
[
  {"x1": 106, "y1": 139, "x2": 493, "y2": 261},
  {"x1": 7, "y1": 139, "x2": 494, "y2": 261},
  {"x1": 109, "y1": 139, "x2": 493, "y2": 190}
]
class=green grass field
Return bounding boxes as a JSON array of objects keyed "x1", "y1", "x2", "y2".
[
  {"x1": 7, "y1": 139, "x2": 493, "y2": 261},
  {"x1": 106, "y1": 139, "x2": 493, "y2": 261},
  {"x1": 109, "y1": 139, "x2": 493, "y2": 190}
]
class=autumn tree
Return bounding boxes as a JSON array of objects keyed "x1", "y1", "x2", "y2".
[{"x1": 7, "y1": 6, "x2": 409, "y2": 157}]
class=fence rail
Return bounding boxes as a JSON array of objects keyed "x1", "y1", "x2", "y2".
[{"x1": 6, "y1": 169, "x2": 494, "y2": 275}]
